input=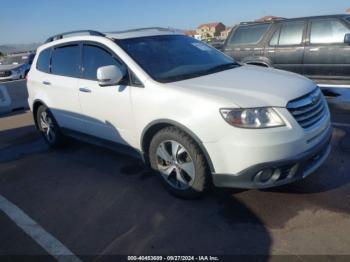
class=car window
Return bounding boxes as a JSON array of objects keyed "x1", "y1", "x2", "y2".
[
  {"x1": 36, "y1": 49, "x2": 51, "y2": 73},
  {"x1": 117, "y1": 35, "x2": 237, "y2": 83},
  {"x1": 51, "y1": 45, "x2": 80, "y2": 77},
  {"x1": 310, "y1": 19, "x2": 350, "y2": 44},
  {"x1": 278, "y1": 21, "x2": 305, "y2": 45},
  {"x1": 82, "y1": 44, "x2": 124, "y2": 81},
  {"x1": 269, "y1": 28, "x2": 280, "y2": 46},
  {"x1": 228, "y1": 24, "x2": 270, "y2": 46}
]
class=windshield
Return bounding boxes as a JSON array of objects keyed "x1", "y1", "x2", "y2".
[
  {"x1": 0, "y1": 55, "x2": 29, "y2": 65},
  {"x1": 116, "y1": 35, "x2": 239, "y2": 83}
]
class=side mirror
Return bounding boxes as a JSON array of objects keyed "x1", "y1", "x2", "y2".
[
  {"x1": 97, "y1": 65, "x2": 125, "y2": 86},
  {"x1": 344, "y1": 33, "x2": 350, "y2": 45}
]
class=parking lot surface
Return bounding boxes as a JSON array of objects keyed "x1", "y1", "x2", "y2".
[{"x1": 0, "y1": 109, "x2": 350, "y2": 260}]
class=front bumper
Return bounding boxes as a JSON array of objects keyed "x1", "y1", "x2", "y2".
[
  {"x1": 212, "y1": 124, "x2": 332, "y2": 189},
  {"x1": 0, "y1": 72, "x2": 21, "y2": 82}
]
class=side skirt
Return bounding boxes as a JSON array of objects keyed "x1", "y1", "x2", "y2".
[{"x1": 60, "y1": 127, "x2": 143, "y2": 161}]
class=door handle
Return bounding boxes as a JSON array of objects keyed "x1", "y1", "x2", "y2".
[
  {"x1": 309, "y1": 48, "x2": 320, "y2": 52},
  {"x1": 42, "y1": 81, "x2": 51, "y2": 85},
  {"x1": 79, "y1": 87, "x2": 92, "y2": 93}
]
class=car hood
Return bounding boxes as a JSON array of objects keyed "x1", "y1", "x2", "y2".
[
  {"x1": 0, "y1": 64, "x2": 23, "y2": 71},
  {"x1": 171, "y1": 65, "x2": 317, "y2": 108}
]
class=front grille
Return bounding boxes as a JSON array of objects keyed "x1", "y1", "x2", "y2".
[
  {"x1": 287, "y1": 88, "x2": 327, "y2": 129},
  {"x1": 0, "y1": 71, "x2": 11, "y2": 77}
]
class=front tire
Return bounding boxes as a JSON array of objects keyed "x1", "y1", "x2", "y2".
[
  {"x1": 36, "y1": 105, "x2": 65, "y2": 148},
  {"x1": 149, "y1": 127, "x2": 211, "y2": 199}
]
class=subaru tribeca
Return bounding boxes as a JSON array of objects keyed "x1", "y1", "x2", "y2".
[{"x1": 27, "y1": 28, "x2": 332, "y2": 198}]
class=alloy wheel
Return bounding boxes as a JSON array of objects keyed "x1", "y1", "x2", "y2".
[
  {"x1": 39, "y1": 111, "x2": 56, "y2": 143},
  {"x1": 156, "y1": 140, "x2": 195, "y2": 190}
]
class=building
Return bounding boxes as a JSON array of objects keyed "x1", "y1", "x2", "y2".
[
  {"x1": 196, "y1": 22, "x2": 226, "y2": 41},
  {"x1": 220, "y1": 27, "x2": 234, "y2": 40},
  {"x1": 184, "y1": 30, "x2": 201, "y2": 40}
]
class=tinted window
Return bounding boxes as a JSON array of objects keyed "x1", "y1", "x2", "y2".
[
  {"x1": 310, "y1": 19, "x2": 350, "y2": 44},
  {"x1": 278, "y1": 21, "x2": 305, "y2": 45},
  {"x1": 51, "y1": 45, "x2": 80, "y2": 77},
  {"x1": 82, "y1": 45, "x2": 123, "y2": 80},
  {"x1": 36, "y1": 49, "x2": 50, "y2": 73},
  {"x1": 117, "y1": 35, "x2": 237, "y2": 83},
  {"x1": 229, "y1": 24, "x2": 270, "y2": 45}
]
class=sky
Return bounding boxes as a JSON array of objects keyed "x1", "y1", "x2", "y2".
[{"x1": 0, "y1": 0, "x2": 349, "y2": 45}]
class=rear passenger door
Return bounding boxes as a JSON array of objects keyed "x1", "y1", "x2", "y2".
[
  {"x1": 78, "y1": 43, "x2": 136, "y2": 145},
  {"x1": 303, "y1": 18, "x2": 350, "y2": 82},
  {"x1": 43, "y1": 44, "x2": 86, "y2": 131},
  {"x1": 268, "y1": 20, "x2": 307, "y2": 74},
  {"x1": 224, "y1": 23, "x2": 270, "y2": 63}
]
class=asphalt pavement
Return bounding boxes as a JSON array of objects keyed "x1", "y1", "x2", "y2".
[{"x1": 0, "y1": 108, "x2": 349, "y2": 261}]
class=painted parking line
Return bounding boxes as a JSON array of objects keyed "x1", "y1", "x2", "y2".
[
  {"x1": 0, "y1": 194, "x2": 81, "y2": 262},
  {"x1": 332, "y1": 122, "x2": 350, "y2": 128}
]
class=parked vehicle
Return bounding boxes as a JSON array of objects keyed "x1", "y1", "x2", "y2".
[
  {"x1": 223, "y1": 15, "x2": 350, "y2": 87},
  {"x1": 27, "y1": 28, "x2": 331, "y2": 198},
  {"x1": 207, "y1": 39, "x2": 225, "y2": 50},
  {"x1": 0, "y1": 52, "x2": 35, "y2": 81}
]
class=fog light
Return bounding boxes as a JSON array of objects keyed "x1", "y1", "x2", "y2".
[
  {"x1": 255, "y1": 168, "x2": 281, "y2": 184},
  {"x1": 258, "y1": 169, "x2": 274, "y2": 183}
]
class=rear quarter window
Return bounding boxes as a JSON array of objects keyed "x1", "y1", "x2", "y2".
[
  {"x1": 36, "y1": 49, "x2": 51, "y2": 73},
  {"x1": 228, "y1": 24, "x2": 270, "y2": 46}
]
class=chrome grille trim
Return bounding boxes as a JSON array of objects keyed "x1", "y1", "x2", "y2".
[{"x1": 287, "y1": 88, "x2": 327, "y2": 129}]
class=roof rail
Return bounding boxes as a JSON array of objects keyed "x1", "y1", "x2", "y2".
[
  {"x1": 240, "y1": 17, "x2": 285, "y2": 25},
  {"x1": 45, "y1": 30, "x2": 105, "y2": 43}
]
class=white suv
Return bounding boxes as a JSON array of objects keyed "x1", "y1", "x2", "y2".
[{"x1": 27, "y1": 28, "x2": 332, "y2": 198}]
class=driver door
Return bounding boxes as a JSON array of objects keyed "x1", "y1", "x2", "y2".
[{"x1": 78, "y1": 43, "x2": 135, "y2": 146}]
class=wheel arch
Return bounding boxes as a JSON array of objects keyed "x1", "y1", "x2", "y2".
[
  {"x1": 141, "y1": 119, "x2": 215, "y2": 173},
  {"x1": 241, "y1": 57, "x2": 272, "y2": 67},
  {"x1": 32, "y1": 99, "x2": 48, "y2": 129}
]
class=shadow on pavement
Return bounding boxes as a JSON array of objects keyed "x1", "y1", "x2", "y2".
[{"x1": 0, "y1": 115, "x2": 272, "y2": 258}]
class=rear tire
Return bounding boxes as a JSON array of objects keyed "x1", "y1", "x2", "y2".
[
  {"x1": 36, "y1": 105, "x2": 65, "y2": 148},
  {"x1": 149, "y1": 127, "x2": 211, "y2": 199}
]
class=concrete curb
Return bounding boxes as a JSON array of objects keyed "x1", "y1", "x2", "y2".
[
  {"x1": 0, "y1": 80, "x2": 28, "y2": 115},
  {"x1": 0, "y1": 85, "x2": 12, "y2": 115}
]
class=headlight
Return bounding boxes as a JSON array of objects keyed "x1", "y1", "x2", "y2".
[{"x1": 220, "y1": 108, "x2": 285, "y2": 128}]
